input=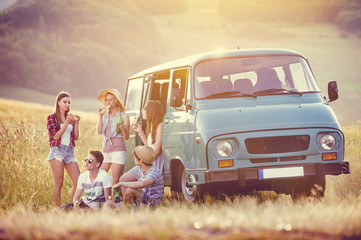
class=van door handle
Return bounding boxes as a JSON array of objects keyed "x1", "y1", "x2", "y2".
[{"x1": 165, "y1": 117, "x2": 170, "y2": 124}]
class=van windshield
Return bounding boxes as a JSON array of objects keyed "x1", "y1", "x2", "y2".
[{"x1": 194, "y1": 56, "x2": 320, "y2": 99}]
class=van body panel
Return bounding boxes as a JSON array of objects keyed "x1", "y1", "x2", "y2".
[
  {"x1": 162, "y1": 108, "x2": 197, "y2": 172},
  {"x1": 194, "y1": 94, "x2": 340, "y2": 137},
  {"x1": 129, "y1": 49, "x2": 304, "y2": 79}
]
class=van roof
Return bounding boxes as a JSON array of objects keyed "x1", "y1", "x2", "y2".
[{"x1": 128, "y1": 48, "x2": 304, "y2": 79}]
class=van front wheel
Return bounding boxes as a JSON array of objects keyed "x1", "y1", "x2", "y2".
[{"x1": 179, "y1": 167, "x2": 202, "y2": 202}]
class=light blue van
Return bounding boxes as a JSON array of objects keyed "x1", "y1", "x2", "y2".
[{"x1": 124, "y1": 49, "x2": 350, "y2": 201}]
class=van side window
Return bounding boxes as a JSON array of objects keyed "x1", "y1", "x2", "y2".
[
  {"x1": 143, "y1": 71, "x2": 170, "y2": 113},
  {"x1": 171, "y1": 69, "x2": 189, "y2": 107},
  {"x1": 125, "y1": 77, "x2": 143, "y2": 111}
]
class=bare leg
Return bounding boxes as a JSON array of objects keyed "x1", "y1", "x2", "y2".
[
  {"x1": 49, "y1": 159, "x2": 65, "y2": 207},
  {"x1": 118, "y1": 171, "x2": 137, "y2": 198},
  {"x1": 103, "y1": 200, "x2": 118, "y2": 209},
  {"x1": 124, "y1": 188, "x2": 142, "y2": 206},
  {"x1": 111, "y1": 163, "x2": 125, "y2": 184},
  {"x1": 100, "y1": 162, "x2": 111, "y2": 172},
  {"x1": 65, "y1": 161, "x2": 81, "y2": 202}
]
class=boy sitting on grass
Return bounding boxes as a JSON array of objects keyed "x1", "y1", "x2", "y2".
[{"x1": 107, "y1": 145, "x2": 164, "y2": 208}]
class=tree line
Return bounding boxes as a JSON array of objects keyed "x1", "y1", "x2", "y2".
[
  {"x1": 219, "y1": 0, "x2": 361, "y2": 33},
  {"x1": 0, "y1": 0, "x2": 188, "y2": 97}
]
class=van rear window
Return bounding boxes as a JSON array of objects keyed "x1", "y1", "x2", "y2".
[{"x1": 125, "y1": 77, "x2": 143, "y2": 111}]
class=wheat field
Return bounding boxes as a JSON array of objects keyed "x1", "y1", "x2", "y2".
[{"x1": 0, "y1": 98, "x2": 360, "y2": 239}]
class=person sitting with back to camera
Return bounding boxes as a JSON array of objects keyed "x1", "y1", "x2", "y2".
[{"x1": 106, "y1": 145, "x2": 164, "y2": 208}]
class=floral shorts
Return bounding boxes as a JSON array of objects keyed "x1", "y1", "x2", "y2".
[{"x1": 46, "y1": 144, "x2": 76, "y2": 164}]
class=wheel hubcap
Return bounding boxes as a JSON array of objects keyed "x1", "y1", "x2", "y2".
[{"x1": 182, "y1": 170, "x2": 197, "y2": 201}]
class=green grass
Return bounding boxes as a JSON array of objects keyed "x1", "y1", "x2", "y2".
[{"x1": 0, "y1": 98, "x2": 360, "y2": 239}]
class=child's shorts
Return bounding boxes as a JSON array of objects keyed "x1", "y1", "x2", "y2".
[{"x1": 138, "y1": 193, "x2": 162, "y2": 207}]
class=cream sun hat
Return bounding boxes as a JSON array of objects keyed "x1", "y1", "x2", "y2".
[
  {"x1": 97, "y1": 89, "x2": 122, "y2": 105},
  {"x1": 134, "y1": 146, "x2": 155, "y2": 164}
]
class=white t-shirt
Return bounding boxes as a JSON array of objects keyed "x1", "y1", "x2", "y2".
[
  {"x1": 60, "y1": 123, "x2": 73, "y2": 146},
  {"x1": 77, "y1": 169, "x2": 112, "y2": 209}
]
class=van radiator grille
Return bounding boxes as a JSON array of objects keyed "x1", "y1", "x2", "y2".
[{"x1": 245, "y1": 135, "x2": 310, "y2": 154}]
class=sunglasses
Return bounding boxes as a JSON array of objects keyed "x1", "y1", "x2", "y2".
[{"x1": 84, "y1": 158, "x2": 94, "y2": 164}]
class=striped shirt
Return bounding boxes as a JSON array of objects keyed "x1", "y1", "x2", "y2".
[
  {"x1": 77, "y1": 169, "x2": 112, "y2": 210},
  {"x1": 139, "y1": 167, "x2": 164, "y2": 203}
]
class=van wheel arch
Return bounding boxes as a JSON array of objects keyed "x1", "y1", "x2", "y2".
[{"x1": 170, "y1": 159, "x2": 203, "y2": 202}]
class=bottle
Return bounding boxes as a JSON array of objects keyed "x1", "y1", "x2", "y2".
[
  {"x1": 117, "y1": 115, "x2": 122, "y2": 133},
  {"x1": 114, "y1": 187, "x2": 120, "y2": 203},
  {"x1": 132, "y1": 115, "x2": 137, "y2": 126},
  {"x1": 74, "y1": 200, "x2": 80, "y2": 207}
]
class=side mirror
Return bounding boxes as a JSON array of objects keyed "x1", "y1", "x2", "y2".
[
  {"x1": 328, "y1": 81, "x2": 338, "y2": 102},
  {"x1": 170, "y1": 88, "x2": 182, "y2": 108}
]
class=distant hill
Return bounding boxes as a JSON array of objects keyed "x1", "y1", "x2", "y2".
[
  {"x1": 0, "y1": 0, "x2": 17, "y2": 11},
  {"x1": 0, "y1": 0, "x2": 168, "y2": 97}
]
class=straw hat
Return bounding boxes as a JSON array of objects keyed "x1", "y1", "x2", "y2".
[
  {"x1": 134, "y1": 146, "x2": 155, "y2": 164},
  {"x1": 97, "y1": 89, "x2": 122, "y2": 105}
]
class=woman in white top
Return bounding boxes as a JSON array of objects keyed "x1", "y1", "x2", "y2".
[
  {"x1": 97, "y1": 89, "x2": 130, "y2": 184},
  {"x1": 118, "y1": 100, "x2": 164, "y2": 198}
]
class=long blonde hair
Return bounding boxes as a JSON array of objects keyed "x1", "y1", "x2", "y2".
[
  {"x1": 144, "y1": 100, "x2": 164, "y2": 144},
  {"x1": 54, "y1": 91, "x2": 71, "y2": 124}
]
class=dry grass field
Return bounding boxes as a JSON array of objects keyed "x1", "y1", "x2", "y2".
[
  {"x1": 0, "y1": 98, "x2": 360, "y2": 239},
  {"x1": 1, "y1": 1, "x2": 361, "y2": 239}
]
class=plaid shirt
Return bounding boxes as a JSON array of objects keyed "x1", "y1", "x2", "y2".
[{"x1": 47, "y1": 113, "x2": 75, "y2": 147}]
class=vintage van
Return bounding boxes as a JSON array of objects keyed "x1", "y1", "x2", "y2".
[{"x1": 124, "y1": 49, "x2": 350, "y2": 201}]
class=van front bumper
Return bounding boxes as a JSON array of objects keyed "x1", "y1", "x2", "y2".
[{"x1": 204, "y1": 162, "x2": 350, "y2": 186}]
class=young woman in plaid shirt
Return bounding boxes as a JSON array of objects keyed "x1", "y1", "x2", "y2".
[{"x1": 46, "y1": 91, "x2": 81, "y2": 207}]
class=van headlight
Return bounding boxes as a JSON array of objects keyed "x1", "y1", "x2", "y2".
[
  {"x1": 320, "y1": 134, "x2": 336, "y2": 150},
  {"x1": 216, "y1": 141, "x2": 233, "y2": 158}
]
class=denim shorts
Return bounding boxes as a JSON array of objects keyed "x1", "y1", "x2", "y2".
[
  {"x1": 46, "y1": 144, "x2": 76, "y2": 164},
  {"x1": 103, "y1": 151, "x2": 127, "y2": 165}
]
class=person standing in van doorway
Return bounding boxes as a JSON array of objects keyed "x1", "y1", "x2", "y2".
[
  {"x1": 118, "y1": 100, "x2": 164, "y2": 198},
  {"x1": 97, "y1": 89, "x2": 130, "y2": 186},
  {"x1": 46, "y1": 91, "x2": 81, "y2": 207}
]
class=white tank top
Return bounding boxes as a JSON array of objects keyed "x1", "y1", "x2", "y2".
[
  {"x1": 60, "y1": 123, "x2": 73, "y2": 146},
  {"x1": 147, "y1": 131, "x2": 154, "y2": 148},
  {"x1": 147, "y1": 128, "x2": 163, "y2": 171}
]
